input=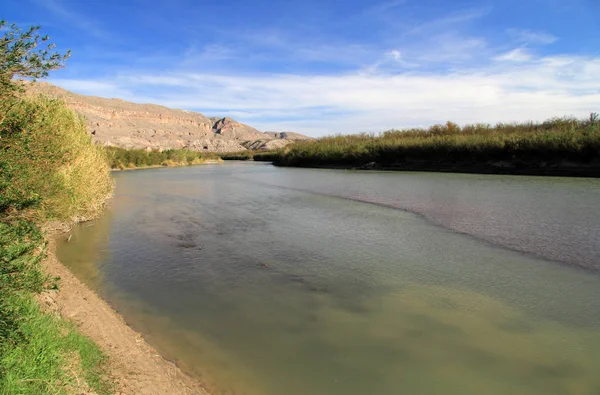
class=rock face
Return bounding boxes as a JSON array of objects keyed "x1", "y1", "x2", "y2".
[
  {"x1": 263, "y1": 131, "x2": 312, "y2": 141},
  {"x1": 26, "y1": 82, "x2": 312, "y2": 152},
  {"x1": 241, "y1": 139, "x2": 292, "y2": 151},
  {"x1": 213, "y1": 117, "x2": 265, "y2": 140}
]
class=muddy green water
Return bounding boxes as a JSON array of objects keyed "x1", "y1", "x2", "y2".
[{"x1": 57, "y1": 163, "x2": 600, "y2": 395}]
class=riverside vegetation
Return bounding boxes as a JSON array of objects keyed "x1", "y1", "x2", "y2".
[
  {"x1": 220, "y1": 150, "x2": 282, "y2": 161},
  {"x1": 105, "y1": 146, "x2": 221, "y2": 169},
  {"x1": 1, "y1": 21, "x2": 113, "y2": 393},
  {"x1": 271, "y1": 117, "x2": 600, "y2": 175}
]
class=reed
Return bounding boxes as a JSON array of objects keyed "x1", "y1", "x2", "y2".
[{"x1": 274, "y1": 115, "x2": 600, "y2": 173}]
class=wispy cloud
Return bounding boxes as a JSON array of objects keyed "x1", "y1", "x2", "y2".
[
  {"x1": 411, "y1": 33, "x2": 488, "y2": 64},
  {"x1": 49, "y1": 79, "x2": 134, "y2": 99},
  {"x1": 362, "y1": 50, "x2": 420, "y2": 74},
  {"x1": 366, "y1": 0, "x2": 408, "y2": 14},
  {"x1": 374, "y1": 7, "x2": 492, "y2": 68},
  {"x1": 30, "y1": 0, "x2": 598, "y2": 136},
  {"x1": 507, "y1": 28, "x2": 558, "y2": 45},
  {"x1": 31, "y1": 0, "x2": 107, "y2": 38},
  {"x1": 50, "y1": 52, "x2": 600, "y2": 136},
  {"x1": 404, "y1": 6, "x2": 492, "y2": 36},
  {"x1": 494, "y1": 48, "x2": 533, "y2": 62}
]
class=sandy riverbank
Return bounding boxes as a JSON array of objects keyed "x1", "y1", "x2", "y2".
[{"x1": 39, "y1": 236, "x2": 209, "y2": 395}]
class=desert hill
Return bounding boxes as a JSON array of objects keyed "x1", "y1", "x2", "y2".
[{"x1": 26, "y1": 82, "x2": 312, "y2": 152}]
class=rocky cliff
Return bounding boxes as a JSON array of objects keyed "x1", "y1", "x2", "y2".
[{"x1": 26, "y1": 82, "x2": 312, "y2": 152}]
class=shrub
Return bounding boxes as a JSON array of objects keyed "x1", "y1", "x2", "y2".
[
  {"x1": 1, "y1": 96, "x2": 113, "y2": 222},
  {"x1": 274, "y1": 115, "x2": 600, "y2": 169},
  {"x1": 1, "y1": 95, "x2": 113, "y2": 393},
  {"x1": 104, "y1": 146, "x2": 219, "y2": 168}
]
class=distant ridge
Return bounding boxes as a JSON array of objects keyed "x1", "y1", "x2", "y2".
[{"x1": 26, "y1": 82, "x2": 312, "y2": 152}]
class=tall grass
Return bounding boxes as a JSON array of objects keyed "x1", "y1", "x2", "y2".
[
  {"x1": 274, "y1": 116, "x2": 600, "y2": 173},
  {"x1": 105, "y1": 146, "x2": 220, "y2": 169},
  {"x1": 1, "y1": 95, "x2": 113, "y2": 393},
  {"x1": 1, "y1": 96, "x2": 113, "y2": 221}
]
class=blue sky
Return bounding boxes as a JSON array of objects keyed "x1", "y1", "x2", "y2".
[{"x1": 3, "y1": 0, "x2": 600, "y2": 136}]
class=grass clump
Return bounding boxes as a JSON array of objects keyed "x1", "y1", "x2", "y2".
[
  {"x1": 105, "y1": 146, "x2": 220, "y2": 169},
  {"x1": 0, "y1": 286, "x2": 110, "y2": 394},
  {"x1": 273, "y1": 115, "x2": 600, "y2": 174},
  {"x1": 1, "y1": 94, "x2": 114, "y2": 393}
]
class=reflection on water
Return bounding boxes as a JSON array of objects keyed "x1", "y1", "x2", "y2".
[
  {"x1": 58, "y1": 163, "x2": 600, "y2": 395},
  {"x1": 56, "y1": 209, "x2": 113, "y2": 290}
]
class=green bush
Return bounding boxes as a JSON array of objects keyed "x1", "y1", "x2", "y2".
[
  {"x1": 219, "y1": 151, "x2": 254, "y2": 161},
  {"x1": 105, "y1": 146, "x2": 220, "y2": 169},
  {"x1": 219, "y1": 150, "x2": 284, "y2": 161},
  {"x1": 274, "y1": 114, "x2": 600, "y2": 169},
  {"x1": 1, "y1": 96, "x2": 113, "y2": 222},
  {"x1": 0, "y1": 95, "x2": 113, "y2": 393}
]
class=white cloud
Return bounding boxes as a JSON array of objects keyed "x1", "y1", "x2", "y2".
[
  {"x1": 413, "y1": 33, "x2": 488, "y2": 63},
  {"x1": 494, "y1": 48, "x2": 533, "y2": 62},
  {"x1": 386, "y1": 50, "x2": 402, "y2": 62},
  {"x1": 50, "y1": 53, "x2": 600, "y2": 137},
  {"x1": 31, "y1": 0, "x2": 107, "y2": 39},
  {"x1": 507, "y1": 28, "x2": 558, "y2": 45},
  {"x1": 49, "y1": 79, "x2": 135, "y2": 99},
  {"x1": 362, "y1": 50, "x2": 419, "y2": 73}
]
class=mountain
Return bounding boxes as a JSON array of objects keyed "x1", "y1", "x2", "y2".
[{"x1": 26, "y1": 82, "x2": 312, "y2": 152}]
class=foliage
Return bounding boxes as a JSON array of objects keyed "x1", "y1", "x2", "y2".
[
  {"x1": 253, "y1": 150, "x2": 284, "y2": 162},
  {"x1": 0, "y1": 290, "x2": 112, "y2": 394},
  {"x1": 0, "y1": 20, "x2": 70, "y2": 98},
  {"x1": 105, "y1": 146, "x2": 220, "y2": 169},
  {"x1": 219, "y1": 150, "x2": 284, "y2": 161},
  {"x1": 1, "y1": 96, "x2": 113, "y2": 222},
  {"x1": 274, "y1": 115, "x2": 600, "y2": 171},
  {"x1": 0, "y1": 219, "x2": 112, "y2": 394},
  {"x1": 0, "y1": 94, "x2": 113, "y2": 393},
  {"x1": 220, "y1": 151, "x2": 254, "y2": 161}
]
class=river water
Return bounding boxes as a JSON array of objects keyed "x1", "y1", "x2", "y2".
[{"x1": 57, "y1": 163, "x2": 600, "y2": 395}]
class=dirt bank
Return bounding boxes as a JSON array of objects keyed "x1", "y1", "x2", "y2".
[{"x1": 39, "y1": 237, "x2": 210, "y2": 395}]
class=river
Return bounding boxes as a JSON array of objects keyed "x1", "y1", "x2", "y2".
[{"x1": 57, "y1": 162, "x2": 600, "y2": 395}]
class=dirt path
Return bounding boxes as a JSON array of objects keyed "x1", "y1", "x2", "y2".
[{"x1": 40, "y1": 237, "x2": 210, "y2": 395}]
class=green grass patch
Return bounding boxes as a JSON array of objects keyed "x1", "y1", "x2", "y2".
[{"x1": 0, "y1": 292, "x2": 112, "y2": 394}]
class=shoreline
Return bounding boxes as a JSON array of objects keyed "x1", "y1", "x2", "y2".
[
  {"x1": 274, "y1": 161, "x2": 600, "y2": 178},
  {"x1": 40, "y1": 234, "x2": 210, "y2": 395},
  {"x1": 111, "y1": 159, "x2": 223, "y2": 172}
]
